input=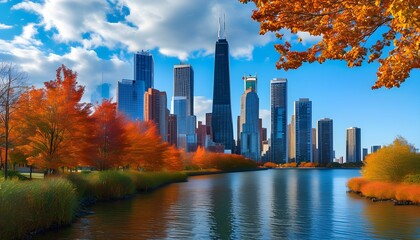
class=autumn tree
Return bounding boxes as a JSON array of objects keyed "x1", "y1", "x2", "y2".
[
  {"x1": 14, "y1": 65, "x2": 92, "y2": 172},
  {"x1": 90, "y1": 100, "x2": 128, "y2": 170},
  {"x1": 163, "y1": 144, "x2": 183, "y2": 171},
  {"x1": 0, "y1": 62, "x2": 26, "y2": 179},
  {"x1": 362, "y1": 137, "x2": 420, "y2": 182},
  {"x1": 240, "y1": 0, "x2": 420, "y2": 89}
]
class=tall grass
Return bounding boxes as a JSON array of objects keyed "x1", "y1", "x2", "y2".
[
  {"x1": 347, "y1": 177, "x2": 420, "y2": 204},
  {"x1": 0, "y1": 178, "x2": 77, "y2": 239},
  {"x1": 125, "y1": 171, "x2": 188, "y2": 192}
]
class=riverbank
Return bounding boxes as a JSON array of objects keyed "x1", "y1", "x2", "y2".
[
  {"x1": 347, "y1": 177, "x2": 420, "y2": 205},
  {"x1": 184, "y1": 167, "x2": 267, "y2": 176}
]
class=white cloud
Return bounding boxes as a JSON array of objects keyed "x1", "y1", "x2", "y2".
[
  {"x1": 194, "y1": 96, "x2": 212, "y2": 124},
  {"x1": 12, "y1": 0, "x2": 273, "y2": 60},
  {"x1": 0, "y1": 23, "x2": 12, "y2": 30},
  {"x1": 297, "y1": 32, "x2": 323, "y2": 45}
]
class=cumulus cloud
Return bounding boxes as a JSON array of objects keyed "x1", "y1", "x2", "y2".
[
  {"x1": 0, "y1": 23, "x2": 12, "y2": 29},
  {"x1": 297, "y1": 31, "x2": 323, "y2": 45},
  {"x1": 12, "y1": 0, "x2": 273, "y2": 60},
  {"x1": 194, "y1": 96, "x2": 213, "y2": 123}
]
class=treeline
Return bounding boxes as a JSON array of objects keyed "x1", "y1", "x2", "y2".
[
  {"x1": 1, "y1": 65, "x2": 255, "y2": 174},
  {"x1": 262, "y1": 161, "x2": 364, "y2": 168}
]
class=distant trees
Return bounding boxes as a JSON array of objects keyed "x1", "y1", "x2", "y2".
[{"x1": 239, "y1": 0, "x2": 420, "y2": 89}]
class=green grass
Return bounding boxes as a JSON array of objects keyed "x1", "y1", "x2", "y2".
[
  {"x1": 0, "y1": 170, "x2": 29, "y2": 181},
  {"x1": 0, "y1": 178, "x2": 78, "y2": 240},
  {"x1": 125, "y1": 171, "x2": 188, "y2": 192}
]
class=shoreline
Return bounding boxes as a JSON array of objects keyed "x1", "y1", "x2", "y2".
[
  {"x1": 185, "y1": 167, "x2": 267, "y2": 176},
  {"x1": 347, "y1": 190, "x2": 419, "y2": 206}
]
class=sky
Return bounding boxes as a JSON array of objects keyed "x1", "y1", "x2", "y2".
[{"x1": 0, "y1": 0, "x2": 419, "y2": 160}]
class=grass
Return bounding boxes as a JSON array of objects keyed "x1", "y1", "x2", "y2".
[
  {"x1": 0, "y1": 178, "x2": 78, "y2": 240},
  {"x1": 347, "y1": 177, "x2": 420, "y2": 204},
  {"x1": 125, "y1": 171, "x2": 188, "y2": 192}
]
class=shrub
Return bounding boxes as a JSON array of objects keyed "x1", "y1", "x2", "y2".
[
  {"x1": 403, "y1": 174, "x2": 420, "y2": 184},
  {"x1": 362, "y1": 137, "x2": 420, "y2": 182},
  {"x1": 91, "y1": 171, "x2": 135, "y2": 200},
  {"x1": 0, "y1": 178, "x2": 77, "y2": 239},
  {"x1": 395, "y1": 184, "x2": 420, "y2": 203},
  {"x1": 360, "y1": 181, "x2": 397, "y2": 199},
  {"x1": 263, "y1": 162, "x2": 277, "y2": 168},
  {"x1": 347, "y1": 177, "x2": 369, "y2": 192},
  {"x1": 125, "y1": 171, "x2": 187, "y2": 192}
]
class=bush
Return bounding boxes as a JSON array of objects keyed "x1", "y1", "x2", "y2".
[
  {"x1": 395, "y1": 184, "x2": 420, "y2": 203},
  {"x1": 125, "y1": 171, "x2": 187, "y2": 192},
  {"x1": 91, "y1": 171, "x2": 135, "y2": 200},
  {"x1": 347, "y1": 177, "x2": 369, "y2": 192},
  {"x1": 360, "y1": 182, "x2": 397, "y2": 199},
  {"x1": 362, "y1": 137, "x2": 420, "y2": 182},
  {"x1": 403, "y1": 174, "x2": 420, "y2": 184},
  {"x1": 0, "y1": 178, "x2": 77, "y2": 239}
]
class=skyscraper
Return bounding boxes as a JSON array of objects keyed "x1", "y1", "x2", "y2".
[
  {"x1": 312, "y1": 128, "x2": 318, "y2": 163},
  {"x1": 271, "y1": 78, "x2": 288, "y2": 163},
  {"x1": 243, "y1": 74, "x2": 257, "y2": 91},
  {"x1": 174, "y1": 64, "x2": 194, "y2": 116},
  {"x1": 168, "y1": 114, "x2": 177, "y2": 146},
  {"x1": 211, "y1": 20, "x2": 234, "y2": 152},
  {"x1": 288, "y1": 114, "x2": 296, "y2": 162},
  {"x1": 295, "y1": 98, "x2": 312, "y2": 163},
  {"x1": 172, "y1": 96, "x2": 187, "y2": 150},
  {"x1": 117, "y1": 79, "x2": 145, "y2": 121},
  {"x1": 371, "y1": 145, "x2": 381, "y2": 153},
  {"x1": 144, "y1": 88, "x2": 168, "y2": 141},
  {"x1": 346, "y1": 127, "x2": 361, "y2": 162},
  {"x1": 134, "y1": 51, "x2": 154, "y2": 91},
  {"x1": 239, "y1": 88, "x2": 260, "y2": 161},
  {"x1": 362, "y1": 148, "x2": 368, "y2": 160},
  {"x1": 91, "y1": 83, "x2": 111, "y2": 104},
  {"x1": 318, "y1": 118, "x2": 334, "y2": 164}
]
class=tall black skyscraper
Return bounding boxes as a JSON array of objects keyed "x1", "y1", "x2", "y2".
[
  {"x1": 295, "y1": 98, "x2": 312, "y2": 163},
  {"x1": 318, "y1": 118, "x2": 333, "y2": 164},
  {"x1": 211, "y1": 19, "x2": 234, "y2": 152}
]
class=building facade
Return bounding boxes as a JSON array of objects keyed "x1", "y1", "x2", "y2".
[
  {"x1": 270, "y1": 78, "x2": 288, "y2": 163},
  {"x1": 239, "y1": 89, "x2": 260, "y2": 161},
  {"x1": 144, "y1": 88, "x2": 168, "y2": 141},
  {"x1": 168, "y1": 114, "x2": 177, "y2": 146},
  {"x1": 371, "y1": 145, "x2": 381, "y2": 153},
  {"x1": 211, "y1": 31, "x2": 234, "y2": 152},
  {"x1": 117, "y1": 79, "x2": 145, "y2": 121},
  {"x1": 174, "y1": 64, "x2": 194, "y2": 116},
  {"x1": 172, "y1": 96, "x2": 188, "y2": 150},
  {"x1": 134, "y1": 51, "x2": 154, "y2": 91},
  {"x1": 295, "y1": 98, "x2": 312, "y2": 163},
  {"x1": 317, "y1": 118, "x2": 334, "y2": 164},
  {"x1": 346, "y1": 127, "x2": 361, "y2": 162},
  {"x1": 91, "y1": 83, "x2": 111, "y2": 104},
  {"x1": 288, "y1": 114, "x2": 296, "y2": 162}
]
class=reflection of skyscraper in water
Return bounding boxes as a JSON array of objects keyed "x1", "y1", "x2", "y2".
[{"x1": 211, "y1": 17, "x2": 234, "y2": 153}]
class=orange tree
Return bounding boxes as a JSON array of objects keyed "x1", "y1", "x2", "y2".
[
  {"x1": 13, "y1": 65, "x2": 93, "y2": 171},
  {"x1": 239, "y1": 0, "x2": 419, "y2": 89}
]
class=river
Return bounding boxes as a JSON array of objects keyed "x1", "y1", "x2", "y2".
[{"x1": 37, "y1": 169, "x2": 420, "y2": 239}]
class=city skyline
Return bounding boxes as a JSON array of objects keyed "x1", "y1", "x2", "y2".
[{"x1": 0, "y1": 1, "x2": 419, "y2": 159}]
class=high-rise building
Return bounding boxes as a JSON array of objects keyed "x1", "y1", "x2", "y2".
[
  {"x1": 168, "y1": 114, "x2": 177, "y2": 146},
  {"x1": 243, "y1": 74, "x2": 257, "y2": 92},
  {"x1": 288, "y1": 114, "x2": 296, "y2": 162},
  {"x1": 134, "y1": 51, "x2": 154, "y2": 91},
  {"x1": 117, "y1": 79, "x2": 145, "y2": 121},
  {"x1": 144, "y1": 88, "x2": 168, "y2": 141},
  {"x1": 262, "y1": 128, "x2": 267, "y2": 142},
  {"x1": 211, "y1": 20, "x2": 234, "y2": 152},
  {"x1": 172, "y1": 96, "x2": 188, "y2": 149},
  {"x1": 271, "y1": 78, "x2": 288, "y2": 163},
  {"x1": 91, "y1": 83, "x2": 111, "y2": 104},
  {"x1": 371, "y1": 145, "x2": 381, "y2": 153},
  {"x1": 186, "y1": 115, "x2": 197, "y2": 152},
  {"x1": 346, "y1": 127, "x2": 361, "y2": 163},
  {"x1": 295, "y1": 98, "x2": 312, "y2": 163},
  {"x1": 239, "y1": 88, "x2": 260, "y2": 161},
  {"x1": 312, "y1": 128, "x2": 318, "y2": 163},
  {"x1": 362, "y1": 148, "x2": 368, "y2": 160},
  {"x1": 174, "y1": 64, "x2": 194, "y2": 116},
  {"x1": 317, "y1": 118, "x2": 334, "y2": 164},
  {"x1": 206, "y1": 113, "x2": 213, "y2": 139},
  {"x1": 197, "y1": 121, "x2": 207, "y2": 148}
]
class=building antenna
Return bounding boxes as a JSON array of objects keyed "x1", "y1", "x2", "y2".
[
  {"x1": 218, "y1": 16, "x2": 221, "y2": 39},
  {"x1": 224, "y1": 14, "x2": 226, "y2": 39}
]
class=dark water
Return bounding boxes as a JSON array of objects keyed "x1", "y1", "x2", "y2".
[{"x1": 38, "y1": 169, "x2": 420, "y2": 239}]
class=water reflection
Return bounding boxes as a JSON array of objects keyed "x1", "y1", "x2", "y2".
[{"x1": 37, "y1": 170, "x2": 420, "y2": 240}]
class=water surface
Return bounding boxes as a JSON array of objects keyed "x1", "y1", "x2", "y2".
[{"x1": 37, "y1": 169, "x2": 420, "y2": 239}]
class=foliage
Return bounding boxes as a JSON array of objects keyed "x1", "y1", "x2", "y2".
[
  {"x1": 299, "y1": 162, "x2": 317, "y2": 168},
  {"x1": 280, "y1": 162, "x2": 298, "y2": 168},
  {"x1": 263, "y1": 162, "x2": 277, "y2": 168},
  {"x1": 191, "y1": 147, "x2": 257, "y2": 171},
  {"x1": 362, "y1": 137, "x2": 420, "y2": 182},
  {"x1": 125, "y1": 171, "x2": 187, "y2": 192},
  {"x1": 0, "y1": 178, "x2": 77, "y2": 239},
  {"x1": 403, "y1": 174, "x2": 420, "y2": 184},
  {"x1": 347, "y1": 177, "x2": 420, "y2": 203},
  {"x1": 13, "y1": 65, "x2": 93, "y2": 170},
  {"x1": 240, "y1": 0, "x2": 420, "y2": 89}
]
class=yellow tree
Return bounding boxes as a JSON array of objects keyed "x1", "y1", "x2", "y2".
[{"x1": 239, "y1": 0, "x2": 420, "y2": 89}]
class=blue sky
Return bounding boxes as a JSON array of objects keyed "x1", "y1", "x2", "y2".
[{"x1": 0, "y1": 0, "x2": 419, "y2": 160}]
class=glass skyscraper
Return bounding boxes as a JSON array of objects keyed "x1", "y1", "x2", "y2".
[
  {"x1": 270, "y1": 78, "x2": 288, "y2": 163},
  {"x1": 346, "y1": 127, "x2": 361, "y2": 162},
  {"x1": 318, "y1": 118, "x2": 334, "y2": 164},
  {"x1": 174, "y1": 64, "x2": 194, "y2": 116},
  {"x1": 134, "y1": 51, "x2": 154, "y2": 91},
  {"x1": 91, "y1": 83, "x2": 111, "y2": 104},
  {"x1": 172, "y1": 96, "x2": 187, "y2": 150},
  {"x1": 117, "y1": 79, "x2": 145, "y2": 121},
  {"x1": 295, "y1": 98, "x2": 312, "y2": 163},
  {"x1": 240, "y1": 89, "x2": 260, "y2": 161},
  {"x1": 211, "y1": 29, "x2": 234, "y2": 152}
]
